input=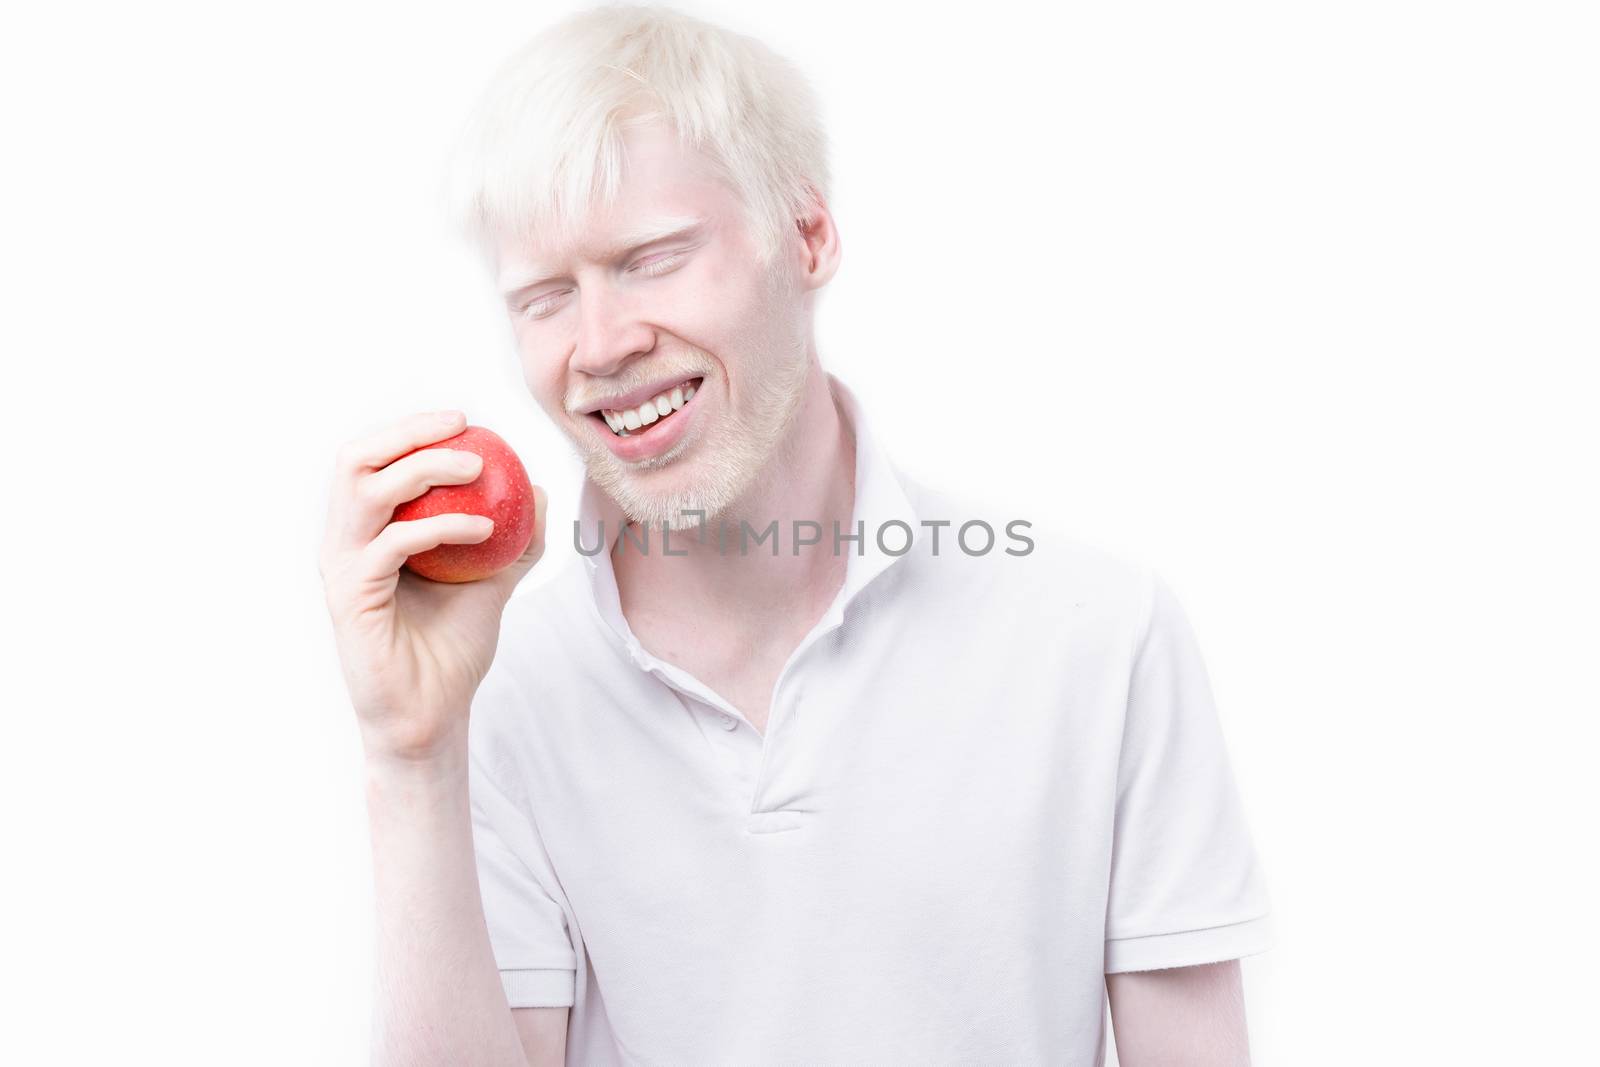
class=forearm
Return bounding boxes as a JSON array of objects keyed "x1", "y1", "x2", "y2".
[{"x1": 364, "y1": 739, "x2": 527, "y2": 1067}]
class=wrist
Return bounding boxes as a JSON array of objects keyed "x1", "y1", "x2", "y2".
[
  {"x1": 358, "y1": 711, "x2": 470, "y2": 769},
  {"x1": 362, "y1": 730, "x2": 470, "y2": 793}
]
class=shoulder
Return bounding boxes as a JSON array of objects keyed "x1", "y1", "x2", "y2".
[{"x1": 897, "y1": 472, "x2": 1157, "y2": 636}]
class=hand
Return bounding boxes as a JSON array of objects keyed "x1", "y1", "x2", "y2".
[{"x1": 318, "y1": 410, "x2": 548, "y2": 764}]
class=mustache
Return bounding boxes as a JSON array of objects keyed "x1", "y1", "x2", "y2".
[{"x1": 564, "y1": 363, "x2": 713, "y2": 414}]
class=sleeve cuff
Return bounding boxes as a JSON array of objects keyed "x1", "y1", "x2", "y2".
[
  {"x1": 501, "y1": 967, "x2": 577, "y2": 1008},
  {"x1": 1104, "y1": 914, "x2": 1274, "y2": 974}
]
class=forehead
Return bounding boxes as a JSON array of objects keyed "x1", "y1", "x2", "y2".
[{"x1": 495, "y1": 121, "x2": 733, "y2": 285}]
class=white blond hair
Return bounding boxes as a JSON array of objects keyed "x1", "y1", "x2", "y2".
[{"x1": 445, "y1": 3, "x2": 831, "y2": 270}]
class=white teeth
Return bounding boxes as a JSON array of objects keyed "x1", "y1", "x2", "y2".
[{"x1": 600, "y1": 379, "x2": 701, "y2": 436}]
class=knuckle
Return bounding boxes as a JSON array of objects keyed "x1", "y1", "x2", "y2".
[
  {"x1": 334, "y1": 440, "x2": 362, "y2": 472},
  {"x1": 371, "y1": 519, "x2": 407, "y2": 553},
  {"x1": 364, "y1": 519, "x2": 394, "y2": 549},
  {"x1": 354, "y1": 473, "x2": 387, "y2": 508}
]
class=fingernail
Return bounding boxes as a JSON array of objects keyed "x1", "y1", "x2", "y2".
[{"x1": 437, "y1": 409, "x2": 464, "y2": 423}]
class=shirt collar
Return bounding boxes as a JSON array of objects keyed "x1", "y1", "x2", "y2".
[{"x1": 575, "y1": 371, "x2": 921, "y2": 665}]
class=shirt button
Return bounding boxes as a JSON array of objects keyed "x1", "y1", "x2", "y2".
[{"x1": 718, "y1": 714, "x2": 737, "y2": 730}]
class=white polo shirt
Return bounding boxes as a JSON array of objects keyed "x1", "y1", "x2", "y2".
[{"x1": 467, "y1": 373, "x2": 1272, "y2": 1065}]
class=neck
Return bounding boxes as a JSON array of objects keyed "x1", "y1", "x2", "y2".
[{"x1": 612, "y1": 364, "x2": 856, "y2": 621}]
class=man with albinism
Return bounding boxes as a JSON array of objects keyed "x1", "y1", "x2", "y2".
[{"x1": 318, "y1": 5, "x2": 1272, "y2": 1065}]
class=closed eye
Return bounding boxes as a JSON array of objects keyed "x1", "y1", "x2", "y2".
[
  {"x1": 518, "y1": 251, "x2": 689, "y2": 321},
  {"x1": 630, "y1": 251, "x2": 686, "y2": 277},
  {"x1": 519, "y1": 291, "x2": 569, "y2": 321}
]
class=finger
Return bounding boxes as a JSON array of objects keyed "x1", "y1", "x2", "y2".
[
  {"x1": 343, "y1": 447, "x2": 484, "y2": 550},
  {"x1": 334, "y1": 409, "x2": 467, "y2": 483},
  {"x1": 359, "y1": 512, "x2": 495, "y2": 580},
  {"x1": 325, "y1": 410, "x2": 467, "y2": 558},
  {"x1": 528, "y1": 483, "x2": 549, "y2": 552}
]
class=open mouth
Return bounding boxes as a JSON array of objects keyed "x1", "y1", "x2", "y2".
[{"x1": 591, "y1": 376, "x2": 702, "y2": 438}]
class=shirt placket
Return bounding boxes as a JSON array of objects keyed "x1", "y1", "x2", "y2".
[
  {"x1": 634, "y1": 637, "x2": 819, "y2": 828},
  {"x1": 641, "y1": 656, "x2": 765, "y2": 813}
]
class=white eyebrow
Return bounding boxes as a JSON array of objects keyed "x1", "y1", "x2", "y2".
[{"x1": 498, "y1": 214, "x2": 707, "y2": 295}]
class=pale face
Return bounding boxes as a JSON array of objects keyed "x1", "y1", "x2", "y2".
[{"x1": 496, "y1": 120, "x2": 813, "y2": 531}]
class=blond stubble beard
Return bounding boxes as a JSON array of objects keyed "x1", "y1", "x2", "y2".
[{"x1": 580, "y1": 333, "x2": 812, "y2": 532}]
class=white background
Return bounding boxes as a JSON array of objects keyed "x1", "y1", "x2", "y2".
[{"x1": 4, "y1": 1, "x2": 1596, "y2": 1063}]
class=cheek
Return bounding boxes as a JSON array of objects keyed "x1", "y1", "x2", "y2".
[
  {"x1": 656, "y1": 270, "x2": 720, "y2": 333},
  {"x1": 516, "y1": 348, "x2": 566, "y2": 414},
  {"x1": 672, "y1": 269, "x2": 773, "y2": 354}
]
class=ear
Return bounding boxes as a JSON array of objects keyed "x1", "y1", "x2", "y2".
[{"x1": 793, "y1": 183, "x2": 841, "y2": 290}]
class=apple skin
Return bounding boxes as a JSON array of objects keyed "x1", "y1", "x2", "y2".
[{"x1": 389, "y1": 425, "x2": 537, "y2": 583}]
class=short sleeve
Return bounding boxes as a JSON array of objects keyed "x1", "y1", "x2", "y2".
[
  {"x1": 468, "y1": 754, "x2": 580, "y2": 1007},
  {"x1": 1103, "y1": 568, "x2": 1274, "y2": 973}
]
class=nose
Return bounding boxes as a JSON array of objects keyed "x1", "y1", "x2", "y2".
[{"x1": 570, "y1": 277, "x2": 656, "y2": 379}]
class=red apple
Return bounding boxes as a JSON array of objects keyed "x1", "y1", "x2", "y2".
[{"x1": 389, "y1": 425, "x2": 537, "y2": 583}]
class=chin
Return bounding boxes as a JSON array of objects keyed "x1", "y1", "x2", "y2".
[
  {"x1": 579, "y1": 386, "x2": 790, "y2": 533},
  {"x1": 599, "y1": 452, "x2": 758, "y2": 533}
]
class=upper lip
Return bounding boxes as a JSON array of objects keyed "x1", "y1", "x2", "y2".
[{"x1": 580, "y1": 374, "x2": 703, "y2": 415}]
